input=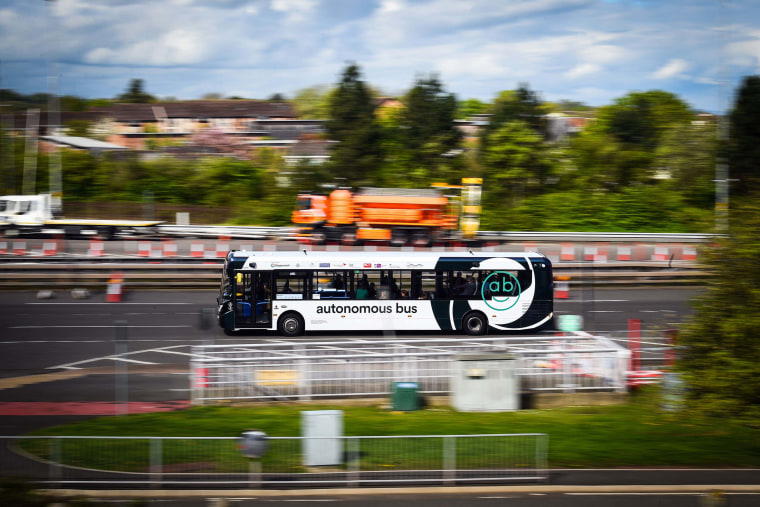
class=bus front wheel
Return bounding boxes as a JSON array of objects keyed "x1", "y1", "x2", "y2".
[
  {"x1": 463, "y1": 312, "x2": 487, "y2": 336},
  {"x1": 278, "y1": 312, "x2": 305, "y2": 337}
]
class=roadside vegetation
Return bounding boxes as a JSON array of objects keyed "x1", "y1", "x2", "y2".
[
  {"x1": 2, "y1": 72, "x2": 759, "y2": 232},
  {"x1": 20, "y1": 389, "x2": 760, "y2": 470}
]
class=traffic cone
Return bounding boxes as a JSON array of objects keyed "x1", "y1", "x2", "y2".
[
  {"x1": 106, "y1": 271, "x2": 124, "y2": 302},
  {"x1": 555, "y1": 276, "x2": 570, "y2": 299}
]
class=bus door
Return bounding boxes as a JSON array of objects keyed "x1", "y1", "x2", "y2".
[{"x1": 234, "y1": 271, "x2": 272, "y2": 328}]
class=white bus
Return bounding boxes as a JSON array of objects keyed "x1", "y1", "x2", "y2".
[{"x1": 217, "y1": 250, "x2": 554, "y2": 336}]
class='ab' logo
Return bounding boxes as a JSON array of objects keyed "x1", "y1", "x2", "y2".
[{"x1": 481, "y1": 271, "x2": 521, "y2": 311}]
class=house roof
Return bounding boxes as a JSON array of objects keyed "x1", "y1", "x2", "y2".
[
  {"x1": 40, "y1": 135, "x2": 129, "y2": 150},
  {"x1": 91, "y1": 100, "x2": 297, "y2": 121}
]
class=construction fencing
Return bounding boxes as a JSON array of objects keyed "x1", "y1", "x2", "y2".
[
  {"x1": 191, "y1": 334, "x2": 630, "y2": 404},
  {"x1": 1, "y1": 433, "x2": 548, "y2": 488}
]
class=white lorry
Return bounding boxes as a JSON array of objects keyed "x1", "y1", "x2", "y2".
[{"x1": 0, "y1": 193, "x2": 163, "y2": 238}]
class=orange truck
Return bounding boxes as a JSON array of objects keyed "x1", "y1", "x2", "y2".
[{"x1": 292, "y1": 179, "x2": 482, "y2": 245}]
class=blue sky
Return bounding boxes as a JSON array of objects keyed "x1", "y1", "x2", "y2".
[{"x1": 1, "y1": 0, "x2": 759, "y2": 113}]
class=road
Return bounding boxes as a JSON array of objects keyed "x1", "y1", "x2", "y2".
[
  {"x1": 41, "y1": 489, "x2": 760, "y2": 506},
  {"x1": 0, "y1": 286, "x2": 696, "y2": 423}
]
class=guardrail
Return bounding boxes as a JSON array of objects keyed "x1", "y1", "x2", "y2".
[
  {"x1": 2, "y1": 433, "x2": 547, "y2": 488},
  {"x1": 0, "y1": 261, "x2": 708, "y2": 289},
  {"x1": 153, "y1": 225, "x2": 717, "y2": 244}
]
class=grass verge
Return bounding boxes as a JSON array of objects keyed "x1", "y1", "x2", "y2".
[{"x1": 19, "y1": 390, "x2": 760, "y2": 471}]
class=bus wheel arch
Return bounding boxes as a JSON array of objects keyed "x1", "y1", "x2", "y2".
[
  {"x1": 278, "y1": 311, "x2": 305, "y2": 337},
  {"x1": 462, "y1": 311, "x2": 488, "y2": 336}
]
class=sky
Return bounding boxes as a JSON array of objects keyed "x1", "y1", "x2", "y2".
[{"x1": 1, "y1": 0, "x2": 759, "y2": 113}]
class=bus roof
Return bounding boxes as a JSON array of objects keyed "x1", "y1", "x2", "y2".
[{"x1": 229, "y1": 250, "x2": 549, "y2": 272}]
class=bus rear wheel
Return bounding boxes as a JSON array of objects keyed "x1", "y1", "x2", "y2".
[
  {"x1": 463, "y1": 312, "x2": 487, "y2": 336},
  {"x1": 278, "y1": 312, "x2": 304, "y2": 337}
]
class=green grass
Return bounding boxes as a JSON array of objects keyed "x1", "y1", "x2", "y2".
[{"x1": 20, "y1": 391, "x2": 760, "y2": 471}]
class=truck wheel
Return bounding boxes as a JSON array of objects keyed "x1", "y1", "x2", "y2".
[
  {"x1": 463, "y1": 312, "x2": 487, "y2": 336},
  {"x1": 278, "y1": 312, "x2": 304, "y2": 337}
]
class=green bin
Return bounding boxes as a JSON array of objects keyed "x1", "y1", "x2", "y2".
[{"x1": 391, "y1": 382, "x2": 420, "y2": 411}]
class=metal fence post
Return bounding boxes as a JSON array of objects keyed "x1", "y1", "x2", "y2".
[
  {"x1": 150, "y1": 437, "x2": 163, "y2": 487},
  {"x1": 297, "y1": 345, "x2": 311, "y2": 401},
  {"x1": 443, "y1": 436, "x2": 456, "y2": 484},
  {"x1": 536, "y1": 433, "x2": 549, "y2": 482},
  {"x1": 347, "y1": 437, "x2": 360, "y2": 487},
  {"x1": 249, "y1": 459, "x2": 262, "y2": 489},
  {"x1": 49, "y1": 437, "x2": 62, "y2": 486}
]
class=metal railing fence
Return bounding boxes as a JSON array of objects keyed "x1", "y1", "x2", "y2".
[
  {"x1": 1, "y1": 433, "x2": 548, "y2": 488},
  {"x1": 191, "y1": 335, "x2": 630, "y2": 404}
]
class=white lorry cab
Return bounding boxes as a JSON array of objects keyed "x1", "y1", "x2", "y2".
[{"x1": 0, "y1": 193, "x2": 163, "y2": 238}]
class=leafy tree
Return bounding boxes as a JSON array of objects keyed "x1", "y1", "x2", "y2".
[
  {"x1": 677, "y1": 196, "x2": 760, "y2": 423},
  {"x1": 598, "y1": 90, "x2": 693, "y2": 151},
  {"x1": 482, "y1": 120, "x2": 554, "y2": 208},
  {"x1": 267, "y1": 93, "x2": 286, "y2": 102},
  {"x1": 398, "y1": 75, "x2": 461, "y2": 173},
  {"x1": 456, "y1": 98, "x2": 488, "y2": 119},
  {"x1": 570, "y1": 90, "x2": 694, "y2": 189},
  {"x1": 291, "y1": 85, "x2": 333, "y2": 119},
  {"x1": 655, "y1": 121, "x2": 717, "y2": 208},
  {"x1": 117, "y1": 79, "x2": 156, "y2": 103},
  {"x1": 728, "y1": 75, "x2": 760, "y2": 195},
  {"x1": 479, "y1": 84, "x2": 547, "y2": 166},
  {"x1": 325, "y1": 63, "x2": 383, "y2": 186}
]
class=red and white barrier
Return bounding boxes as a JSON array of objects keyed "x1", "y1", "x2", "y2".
[
  {"x1": 12, "y1": 240, "x2": 27, "y2": 256},
  {"x1": 560, "y1": 243, "x2": 575, "y2": 261},
  {"x1": 215, "y1": 237, "x2": 230, "y2": 258},
  {"x1": 42, "y1": 239, "x2": 58, "y2": 256},
  {"x1": 682, "y1": 245, "x2": 697, "y2": 261},
  {"x1": 0, "y1": 239, "x2": 7, "y2": 255},
  {"x1": 88, "y1": 238, "x2": 104, "y2": 257},
  {"x1": 617, "y1": 245, "x2": 632, "y2": 261},
  {"x1": 137, "y1": 241, "x2": 152, "y2": 257},
  {"x1": 163, "y1": 239, "x2": 177, "y2": 257},
  {"x1": 652, "y1": 245, "x2": 669, "y2": 261},
  {"x1": 190, "y1": 241, "x2": 204, "y2": 258}
]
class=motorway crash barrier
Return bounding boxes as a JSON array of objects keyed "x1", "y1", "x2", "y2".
[{"x1": 0, "y1": 262, "x2": 710, "y2": 290}]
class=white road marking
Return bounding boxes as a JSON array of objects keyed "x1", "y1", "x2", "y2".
[
  {"x1": 26, "y1": 302, "x2": 192, "y2": 305},
  {"x1": 11, "y1": 325, "x2": 192, "y2": 329}
]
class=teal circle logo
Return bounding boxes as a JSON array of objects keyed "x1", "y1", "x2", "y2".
[{"x1": 481, "y1": 271, "x2": 521, "y2": 311}]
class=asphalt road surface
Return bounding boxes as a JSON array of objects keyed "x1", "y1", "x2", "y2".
[{"x1": 0, "y1": 286, "x2": 698, "y2": 425}]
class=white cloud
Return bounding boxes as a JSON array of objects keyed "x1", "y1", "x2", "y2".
[
  {"x1": 652, "y1": 58, "x2": 690, "y2": 79},
  {"x1": 85, "y1": 29, "x2": 209, "y2": 66},
  {"x1": 565, "y1": 63, "x2": 600, "y2": 79}
]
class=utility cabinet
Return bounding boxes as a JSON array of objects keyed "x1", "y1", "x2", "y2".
[
  {"x1": 451, "y1": 353, "x2": 519, "y2": 412},
  {"x1": 301, "y1": 410, "x2": 344, "y2": 466}
]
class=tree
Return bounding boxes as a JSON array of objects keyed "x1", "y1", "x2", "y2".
[
  {"x1": 117, "y1": 79, "x2": 155, "y2": 103},
  {"x1": 570, "y1": 90, "x2": 694, "y2": 189},
  {"x1": 728, "y1": 75, "x2": 760, "y2": 195},
  {"x1": 325, "y1": 63, "x2": 383, "y2": 186},
  {"x1": 398, "y1": 75, "x2": 461, "y2": 165},
  {"x1": 456, "y1": 98, "x2": 488, "y2": 119},
  {"x1": 482, "y1": 120, "x2": 554, "y2": 208},
  {"x1": 655, "y1": 121, "x2": 717, "y2": 208},
  {"x1": 676, "y1": 196, "x2": 760, "y2": 423},
  {"x1": 479, "y1": 84, "x2": 547, "y2": 164},
  {"x1": 291, "y1": 85, "x2": 333, "y2": 119}
]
